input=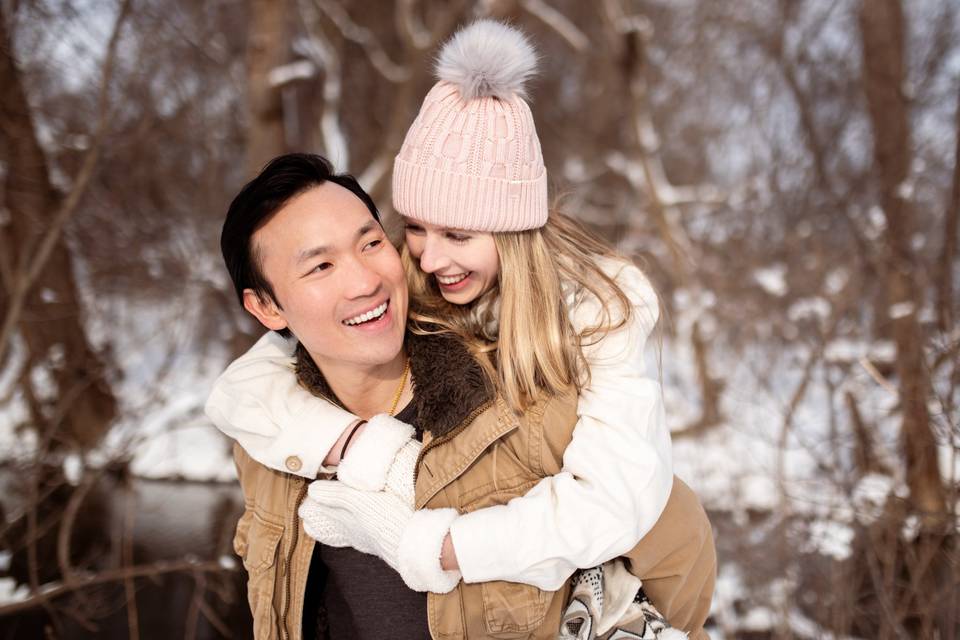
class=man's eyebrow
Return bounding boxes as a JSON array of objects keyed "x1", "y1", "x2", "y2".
[
  {"x1": 356, "y1": 221, "x2": 378, "y2": 238},
  {"x1": 294, "y1": 221, "x2": 380, "y2": 265},
  {"x1": 295, "y1": 244, "x2": 330, "y2": 265}
]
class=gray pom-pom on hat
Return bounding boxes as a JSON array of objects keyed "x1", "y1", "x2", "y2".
[{"x1": 435, "y1": 19, "x2": 539, "y2": 101}]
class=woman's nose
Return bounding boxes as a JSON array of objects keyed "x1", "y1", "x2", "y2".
[{"x1": 418, "y1": 237, "x2": 450, "y2": 274}]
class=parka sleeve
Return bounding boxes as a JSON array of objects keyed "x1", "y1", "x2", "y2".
[
  {"x1": 205, "y1": 331, "x2": 359, "y2": 479},
  {"x1": 448, "y1": 261, "x2": 674, "y2": 590}
]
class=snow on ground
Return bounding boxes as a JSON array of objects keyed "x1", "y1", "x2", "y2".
[
  {"x1": 97, "y1": 295, "x2": 237, "y2": 482},
  {"x1": 0, "y1": 290, "x2": 238, "y2": 483}
]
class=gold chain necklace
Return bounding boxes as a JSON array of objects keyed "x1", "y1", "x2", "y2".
[{"x1": 387, "y1": 358, "x2": 410, "y2": 415}]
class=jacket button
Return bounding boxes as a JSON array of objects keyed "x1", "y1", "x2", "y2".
[{"x1": 285, "y1": 456, "x2": 302, "y2": 472}]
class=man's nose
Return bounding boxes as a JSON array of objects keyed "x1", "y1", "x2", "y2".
[
  {"x1": 418, "y1": 237, "x2": 450, "y2": 274},
  {"x1": 344, "y1": 256, "x2": 382, "y2": 298}
]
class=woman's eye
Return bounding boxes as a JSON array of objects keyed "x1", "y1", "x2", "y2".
[
  {"x1": 404, "y1": 224, "x2": 425, "y2": 235},
  {"x1": 447, "y1": 233, "x2": 470, "y2": 244}
]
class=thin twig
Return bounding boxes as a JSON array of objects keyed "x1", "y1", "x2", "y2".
[
  {"x1": 858, "y1": 356, "x2": 899, "y2": 395},
  {"x1": 0, "y1": 561, "x2": 234, "y2": 617},
  {"x1": 123, "y1": 486, "x2": 140, "y2": 640}
]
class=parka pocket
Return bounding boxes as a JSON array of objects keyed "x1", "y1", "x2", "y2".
[
  {"x1": 240, "y1": 512, "x2": 284, "y2": 573},
  {"x1": 234, "y1": 510, "x2": 284, "y2": 639},
  {"x1": 459, "y1": 476, "x2": 539, "y2": 512},
  {"x1": 481, "y1": 580, "x2": 548, "y2": 638}
]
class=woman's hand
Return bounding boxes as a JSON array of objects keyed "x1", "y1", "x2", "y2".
[
  {"x1": 333, "y1": 414, "x2": 421, "y2": 504},
  {"x1": 298, "y1": 480, "x2": 461, "y2": 593}
]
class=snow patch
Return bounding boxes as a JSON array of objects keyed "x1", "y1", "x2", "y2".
[
  {"x1": 63, "y1": 453, "x2": 83, "y2": 486},
  {"x1": 823, "y1": 339, "x2": 896, "y2": 363},
  {"x1": 803, "y1": 519, "x2": 853, "y2": 560},
  {"x1": 268, "y1": 60, "x2": 316, "y2": 87},
  {"x1": 888, "y1": 302, "x2": 915, "y2": 319},
  {"x1": 851, "y1": 473, "x2": 895, "y2": 525},
  {"x1": 787, "y1": 297, "x2": 831, "y2": 322},
  {"x1": 824, "y1": 268, "x2": 849, "y2": 295},
  {"x1": 753, "y1": 264, "x2": 788, "y2": 297},
  {"x1": 0, "y1": 577, "x2": 29, "y2": 605}
]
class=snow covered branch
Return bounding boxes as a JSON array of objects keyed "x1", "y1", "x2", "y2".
[
  {"x1": 313, "y1": 0, "x2": 411, "y2": 83},
  {"x1": 520, "y1": 0, "x2": 589, "y2": 51}
]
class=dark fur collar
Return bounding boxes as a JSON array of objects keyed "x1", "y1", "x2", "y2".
[{"x1": 294, "y1": 330, "x2": 493, "y2": 438}]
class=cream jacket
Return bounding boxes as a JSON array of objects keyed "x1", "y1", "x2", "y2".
[{"x1": 205, "y1": 259, "x2": 673, "y2": 591}]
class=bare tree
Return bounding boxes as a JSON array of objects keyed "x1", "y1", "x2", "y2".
[
  {"x1": 0, "y1": 1, "x2": 124, "y2": 449},
  {"x1": 859, "y1": 0, "x2": 946, "y2": 530}
]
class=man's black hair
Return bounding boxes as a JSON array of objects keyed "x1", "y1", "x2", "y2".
[{"x1": 220, "y1": 153, "x2": 381, "y2": 337}]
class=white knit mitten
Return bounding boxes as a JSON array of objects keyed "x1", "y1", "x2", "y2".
[
  {"x1": 298, "y1": 480, "x2": 460, "y2": 593},
  {"x1": 336, "y1": 414, "x2": 421, "y2": 504},
  {"x1": 297, "y1": 491, "x2": 354, "y2": 550}
]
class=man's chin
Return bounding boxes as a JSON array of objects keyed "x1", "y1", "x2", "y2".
[{"x1": 340, "y1": 325, "x2": 405, "y2": 365}]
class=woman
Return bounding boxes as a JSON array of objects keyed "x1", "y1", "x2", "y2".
[{"x1": 210, "y1": 20, "x2": 714, "y2": 639}]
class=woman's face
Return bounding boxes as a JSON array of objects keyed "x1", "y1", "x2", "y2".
[{"x1": 403, "y1": 218, "x2": 500, "y2": 305}]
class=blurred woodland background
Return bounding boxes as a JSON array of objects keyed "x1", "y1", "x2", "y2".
[{"x1": 0, "y1": 0, "x2": 958, "y2": 638}]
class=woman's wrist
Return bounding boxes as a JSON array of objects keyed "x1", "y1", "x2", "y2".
[
  {"x1": 440, "y1": 532, "x2": 459, "y2": 571},
  {"x1": 323, "y1": 419, "x2": 367, "y2": 469}
]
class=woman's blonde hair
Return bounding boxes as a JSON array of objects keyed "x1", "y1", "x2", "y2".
[{"x1": 404, "y1": 211, "x2": 640, "y2": 412}]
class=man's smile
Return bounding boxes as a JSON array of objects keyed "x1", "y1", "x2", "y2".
[{"x1": 342, "y1": 299, "x2": 390, "y2": 326}]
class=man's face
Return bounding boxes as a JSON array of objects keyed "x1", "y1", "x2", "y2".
[{"x1": 244, "y1": 183, "x2": 407, "y2": 373}]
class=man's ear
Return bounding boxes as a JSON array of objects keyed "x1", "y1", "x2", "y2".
[{"x1": 243, "y1": 289, "x2": 288, "y2": 332}]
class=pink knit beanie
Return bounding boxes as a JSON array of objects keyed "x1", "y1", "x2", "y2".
[{"x1": 392, "y1": 20, "x2": 548, "y2": 232}]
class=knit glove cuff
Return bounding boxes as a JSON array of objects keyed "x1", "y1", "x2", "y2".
[
  {"x1": 398, "y1": 508, "x2": 461, "y2": 594},
  {"x1": 337, "y1": 414, "x2": 416, "y2": 491}
]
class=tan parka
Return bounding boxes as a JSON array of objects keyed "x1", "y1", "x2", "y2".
[{"x1": 231, "y1": 331, "x2": 715, "y2": 639}]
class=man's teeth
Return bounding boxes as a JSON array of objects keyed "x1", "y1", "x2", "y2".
[
  {"x1": 344, "y1": 302, "x2": 388, "y2": 325},
  {"x1": 437, "y1": 273, "x2": 468, "y2": 285}
]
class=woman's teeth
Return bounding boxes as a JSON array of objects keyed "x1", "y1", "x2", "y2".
[
  {"x1": 437, "y1": 273, "x2": 468, "y2": 285},
  {"x1": 344, "y1": 301, "x2": 388, "y2": 325}
]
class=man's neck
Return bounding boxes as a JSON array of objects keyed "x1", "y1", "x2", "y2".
[{"x1": 313, "y1": 349, "x2": 408, "y2": 419}]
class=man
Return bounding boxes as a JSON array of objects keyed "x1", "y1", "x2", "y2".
[{"x1": 215, "y1": 152, "x2": 431, "y2": 639}]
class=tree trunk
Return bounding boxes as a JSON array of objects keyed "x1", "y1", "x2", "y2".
[
  {"x1": 0, "y1": 6, "x2": 117, "y2": 448},
  {"x1": 937, "y1": 85, "x2": 959, "y2": 332},
  {"x1": 858, "y1": 0, "x2": 946, "y2": 527},
  {"x1": 245, "y1": 0, "x2": 288, "y2": 177}
]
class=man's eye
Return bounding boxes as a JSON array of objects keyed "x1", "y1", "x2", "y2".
[
  {"x1": 312, "y1": 262, "x2": 332, "y2": 273},
  {"x1": 364, "y1": 239, "x2": 382, "y2": 250}
]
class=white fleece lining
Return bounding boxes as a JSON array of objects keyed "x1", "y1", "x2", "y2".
[
  {"x1": 397, "y1": 508, "x2": 461, "y2": 593},
  {"x1": 337, "y1": 414, "x2": 415, "y2": 491}
]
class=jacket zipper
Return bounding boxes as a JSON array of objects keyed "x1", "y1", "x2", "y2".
[
  {"x1": 413, "y1": 400, "x2": 494, "y2": 485},
  {"x1": 280, "y1": 480, "x2": 309, "y2": 640}
]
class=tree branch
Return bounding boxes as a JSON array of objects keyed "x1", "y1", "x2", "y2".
[
  {"x1": 0, "y1": 560, "x2": 233, "y2": 617},
  {"x1": 520, "y1": 0, "x2": 589, "y2": 51},
  {"x1": 313, "y1": 0, "x2": 410, "y2": 82}
]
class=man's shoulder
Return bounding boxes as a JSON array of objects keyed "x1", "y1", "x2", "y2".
[{"x1": 233, "y1": 442, "x2": 291, "y2": 489}]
